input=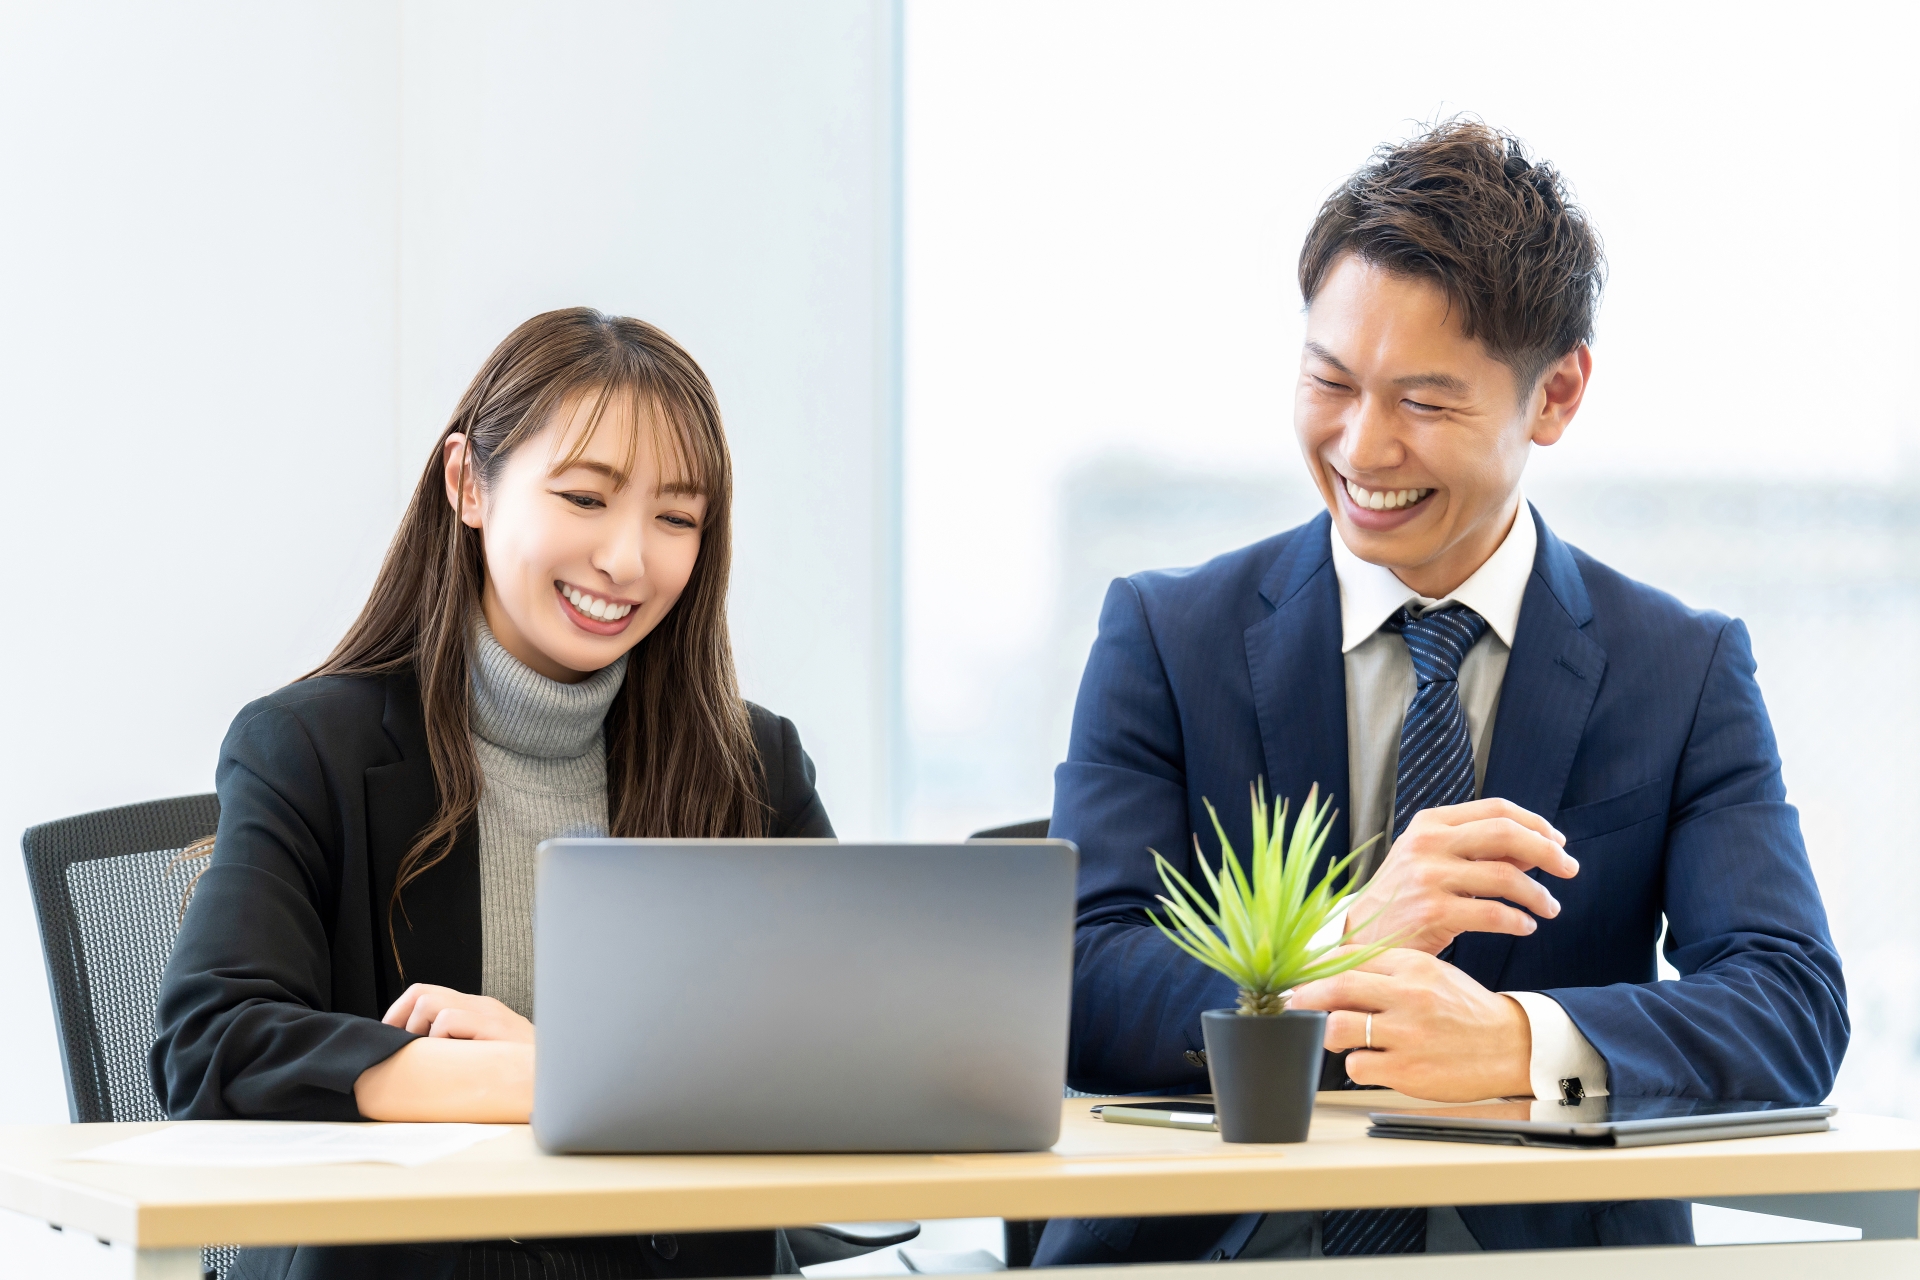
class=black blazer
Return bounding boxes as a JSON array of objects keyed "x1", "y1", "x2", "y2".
[{"x1": 153, "y1": 668, "x2": 832, "y2": 1122}]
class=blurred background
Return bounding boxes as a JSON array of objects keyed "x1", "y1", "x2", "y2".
[{"x1": 0, "y1": 0, "x2": 1914, "y2": 1180}]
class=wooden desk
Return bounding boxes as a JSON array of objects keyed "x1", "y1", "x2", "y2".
[{"x1": 2, "y1": 1093, "x2": 1917, "y2": 1279}]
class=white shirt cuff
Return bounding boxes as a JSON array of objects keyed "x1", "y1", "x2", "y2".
[{"x1": 1505, "y1": 990, "x2": 1608, "y2": 1101}]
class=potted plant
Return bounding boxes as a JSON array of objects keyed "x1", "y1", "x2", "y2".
[{"x1": 1148, "y1": 782, "x2": 1391, "y2": 1143}]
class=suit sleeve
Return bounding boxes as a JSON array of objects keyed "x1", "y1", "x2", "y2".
[
  {"x1": 1546, "y1": 619, "x2": 1849, "y2": 1102},
  {"x1": 749, "y1": 705, "x2": 834, "y2": 838},
  {"x1": 151, "y1": 701, "x2": 416, "y2": 1120},
  {"x1": 1053, "y1": 578, "x2": 1236, "y2": 1094}
]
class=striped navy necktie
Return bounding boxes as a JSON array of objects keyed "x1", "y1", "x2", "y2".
[
  {"x1": 1321, "y1": 602, "x2": 1489, "y2": 1258},
  {"x1": 1386, "y1": 603, "x2": 1491, "y2": 841}
]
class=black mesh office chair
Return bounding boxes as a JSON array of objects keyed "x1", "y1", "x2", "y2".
[
  {"x1": 22, "y1": 793, "x2": 219, "y2": 1124},
  {"x1": 21, "y1": 792, "x2": 229, "y2": 1278},
  {"x1": 970, "y1": 818, "x2": 1049, "y2": 841},
  {"x1": 968, "y1": 818, "x2": 1052, "y2": 1267}
]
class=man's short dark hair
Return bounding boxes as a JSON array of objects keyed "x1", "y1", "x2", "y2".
[{"x1": 1299, "y1": 118, "x2": 1606, "y2": 393}]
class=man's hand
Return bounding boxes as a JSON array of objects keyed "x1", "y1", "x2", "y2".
[
  {"x1": 1288, "y1": 948, "x2": 1532, "y2": 1102},
  {"x1": 382, "y1": 984, "x2": 534, "y2": 1044},
  {"x1": 1346, "y1": 798, "x2": 1577, "y2": 954}
]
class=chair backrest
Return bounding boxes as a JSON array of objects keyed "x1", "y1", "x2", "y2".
[
  {"x1": 21, "y1": 794, "x2": 220, "y2": 1124},
  {"x1": 970, "y1": 818, "x2": 1050, "y2": 840}
]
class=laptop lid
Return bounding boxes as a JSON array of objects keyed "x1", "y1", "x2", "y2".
[{"x1": 532, "y1": 838, "x2": 1076, "y2": 1154}]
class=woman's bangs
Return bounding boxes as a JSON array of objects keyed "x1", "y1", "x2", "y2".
[{"x1": 551, "y1": 380, "x2": 717, "y2": 499}]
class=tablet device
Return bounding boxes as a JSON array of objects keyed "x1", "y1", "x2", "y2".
[{"x1": 1368, "y1": 1097, "x2": 1835, "y2": 1148}]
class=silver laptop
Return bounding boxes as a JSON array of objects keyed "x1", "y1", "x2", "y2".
[{"x1": 532, "y1": 838, "x2": 1077, "y2": 1154}]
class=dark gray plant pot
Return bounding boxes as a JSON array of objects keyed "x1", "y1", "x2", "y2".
[{"x1": 1201, "y1": 1007, "x2": 1326, "y2": 1143}]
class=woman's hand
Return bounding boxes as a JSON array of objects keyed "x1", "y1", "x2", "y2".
[
  {"x1": 354, "y1": 1038, "x2": 535, "y2": 1123},
  {"x1": 354, "y1": 984, "x2": 537, "y2": 1120},
  {"x1": 382, "y1": 983, "x2": 534, "y2": 1044}
]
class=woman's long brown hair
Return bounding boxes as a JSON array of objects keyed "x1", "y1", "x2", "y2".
[{"x1": 309, "y1": 308, "x2": 767, "y2": 968}]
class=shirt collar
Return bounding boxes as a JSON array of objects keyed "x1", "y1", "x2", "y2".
[{"x1": 1329, "y1": 497, "x2": 1537, "y2": 654}]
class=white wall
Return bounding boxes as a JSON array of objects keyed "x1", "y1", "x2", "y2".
[
  {"x1": 0, "y1": 1, "x2": 405, "y2": 1128},
  {"x1": 0, "y1": 0, "x2": 900, "y2": 1125}
]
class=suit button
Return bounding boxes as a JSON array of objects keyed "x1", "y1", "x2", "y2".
[
  {"x1": 1207, "y1": 1249, "x2": 1227, "y2": 1261},
  {"x1": 652, "y1": 1234, "x2": 679, "y2": 1260}
]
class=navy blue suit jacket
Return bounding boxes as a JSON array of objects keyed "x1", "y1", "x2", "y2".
[{"x1": 1046, "y1": 508, "x2": 1847, "y2": 1255}]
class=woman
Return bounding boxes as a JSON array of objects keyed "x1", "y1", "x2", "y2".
[{"x1": 154, "y1": 308, "x2": 831, "y2": 1279}]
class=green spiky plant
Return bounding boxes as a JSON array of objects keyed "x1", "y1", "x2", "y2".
[{"x1": 1147, "y1": 781, "x2": 1394, "y2": 1016}]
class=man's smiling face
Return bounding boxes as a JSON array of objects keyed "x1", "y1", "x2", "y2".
[{"x1": 1294, "y1": 252, "x2": 1587, "y2": 599}]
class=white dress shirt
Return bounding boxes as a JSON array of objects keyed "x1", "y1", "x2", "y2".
[{"x1": 1328, "y1": 499, "x2": 1608, "y2": 1101}]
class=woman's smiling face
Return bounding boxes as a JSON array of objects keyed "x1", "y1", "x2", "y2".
[{"x1": 444, "y1": 390, "x2": 708, "y2": 683}]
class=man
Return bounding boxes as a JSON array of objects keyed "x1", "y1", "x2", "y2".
[{"x1": 1038, "y1": 120, "x2": 1847, "y2": 1261}]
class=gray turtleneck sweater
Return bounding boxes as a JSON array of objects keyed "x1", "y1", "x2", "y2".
[{"x1": 470, "y1": 620, "x2": 627, "y2": 1019}]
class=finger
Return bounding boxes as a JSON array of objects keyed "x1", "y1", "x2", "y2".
[
  {"x1": 1287, "y1": 968, "x2": 1402, "y2": 1012},
  {"x1": 1342, "y1": 1048, "x2": 1390, "y2": 1088},
  {"x1": 429, "y1": 1008, "x2": 482, "y2": 1040},
  {"x1": 1324, "y1": 946, "x2": 1432, "y2": 978},
  {"x1": 382, "y1": 983, "x2": 426, "y2": 1027},
  {"x1": 1323, "y1": 1010, "x2": 1378, "y2": 1053},
  {"x1": 1450, "y1": 816, "x2": 1572, "y2": 870},
  {"x1": 1438, "y1": 897, "x2": 1545, "y2": 938},
  {"x1": 405, "y1": 990, "x2": 455, "y2": 1036},
  {"x1": 1445, "y1": 862, "x2": 1563, "y2": 918},
  {"x1": 1423, "y1": 798, "x2": 1566, "y2": 847},
  {"x1": 1308, "y1": 941, "x2": 1419, "y2": 971},
  {"x1": 1452, "y1": 817, "x2": 1579, "y2": 879}
]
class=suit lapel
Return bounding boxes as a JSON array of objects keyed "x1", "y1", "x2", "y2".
[
  {"x1": 1449, "y1": 508, "x2": 1607, "y2": 988},
  {"x1": 1243, "y1": 513, "x2": 1354, "y2": 880},
  {"x1": 365, "y1": 670, "x2": 482, "y2": 1001}
]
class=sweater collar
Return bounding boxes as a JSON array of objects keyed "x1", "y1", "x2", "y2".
[{"x1": 470, "y1": 616, "x2": 627, "y2": 759}]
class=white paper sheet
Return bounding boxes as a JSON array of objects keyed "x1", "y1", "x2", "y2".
[
  {"x1": 900, "y1": 1248, "x2": 1008, "y2": 1274},
  {"x1": 69, "y1": 1123, "x2": 508, "y2": 1168}
]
